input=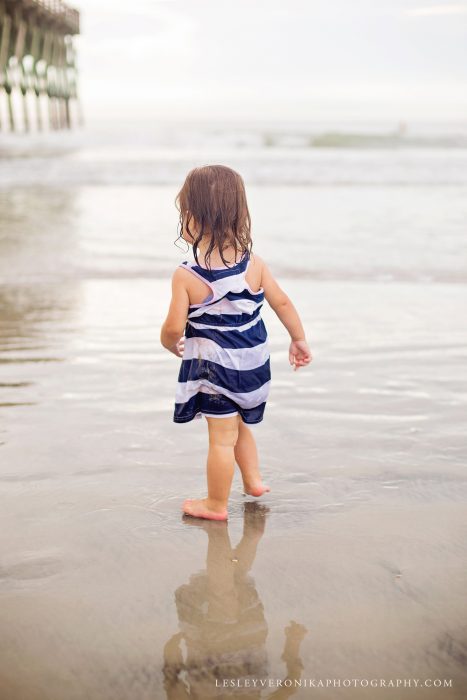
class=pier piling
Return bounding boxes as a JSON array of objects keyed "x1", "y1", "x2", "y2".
[{"x1": 0, "y1": 0, "x2": 80, "y2": 132}]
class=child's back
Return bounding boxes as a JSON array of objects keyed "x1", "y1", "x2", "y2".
[{"x1": 174, "y1": 249, "x2": 270, "y2": 424}]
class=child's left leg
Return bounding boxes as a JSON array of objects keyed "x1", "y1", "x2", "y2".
[
  {"x1": 235, "y1": 419, "x2": 270, "y2": 497},
  {"x1": 182, "y1": 415, "x2": 239, "y2": 521}
]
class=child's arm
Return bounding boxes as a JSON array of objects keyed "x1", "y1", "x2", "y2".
[
  {"x1": 260, "y1": 260, "x2": 312, "y2": 371},
  {"x1": 160, "y1": 269, "x2": 189, "y2": 357}
]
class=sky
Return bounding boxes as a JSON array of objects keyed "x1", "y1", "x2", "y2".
[{"x1": 74, "y1": 0, "x2": 467, "y2": 124}]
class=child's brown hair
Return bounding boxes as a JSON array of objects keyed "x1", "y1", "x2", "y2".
[{"x1": 175, "y1": 164, "x2": 252, "y2": 269}]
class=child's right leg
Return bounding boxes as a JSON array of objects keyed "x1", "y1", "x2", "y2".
[
  {"x1": 234, "y1": 420, "x2": 270, "y2": 497},
  {"x1": 183, "y1": 414, "x2": 239, "y2": 520}
]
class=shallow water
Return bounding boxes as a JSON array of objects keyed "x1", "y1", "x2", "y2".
[{"x1": 0, "y1": 124, "x2": 467, "y2": 698}]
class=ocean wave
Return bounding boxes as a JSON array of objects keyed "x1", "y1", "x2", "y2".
[{"x1": 1, "y1": 121, "x2": 467, "y2": 187}]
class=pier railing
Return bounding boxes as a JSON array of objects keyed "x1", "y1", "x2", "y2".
[{"x1": 25, "y1": 1, "x2": 79, "y2": 35}]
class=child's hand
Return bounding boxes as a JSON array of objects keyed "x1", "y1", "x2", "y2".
[
  {"x1": 169, "y1": 336, "x2": 185, "y2": 358},
  {"x1": 289, "y1": 339, "x2": 312, "y2": 371}
]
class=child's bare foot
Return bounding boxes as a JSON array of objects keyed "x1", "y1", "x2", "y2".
[
  {"x1": 182, "y1": 498, "x2": 228, "y2": 521},
  {"x1": 242, "y1": 481, "x2": 271, "y2": 498}
]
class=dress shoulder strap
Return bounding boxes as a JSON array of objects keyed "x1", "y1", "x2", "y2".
[{"x1": 177, "y1": 252, "x2": 252, "y2": 309}]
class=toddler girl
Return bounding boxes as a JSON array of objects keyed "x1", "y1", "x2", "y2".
[{"x1": 161, "y1": 165, "x2": 312, "y2": 521}]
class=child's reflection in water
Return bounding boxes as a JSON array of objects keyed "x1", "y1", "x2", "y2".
[{"x1": 163, "y1": 503, "x2": 307, "y2": 699}]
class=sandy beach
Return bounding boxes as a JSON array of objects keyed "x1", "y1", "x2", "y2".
[{"x1": 1, "y1": 123, "x2": 467, "y2": 699}]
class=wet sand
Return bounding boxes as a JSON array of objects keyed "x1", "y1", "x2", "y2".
[{"x1": 1, "y1": 171, "x2": 467, "y2": 699}]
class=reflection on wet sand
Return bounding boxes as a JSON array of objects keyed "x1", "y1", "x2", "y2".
[
  {"x1": 163, "y1": 503, "x2": 307, "y2": 699},
  {"x1": 0, "y1": 283, "x2": 80, "y2": 420},
  {"x1": 0, "y1": 189, "x2": 80, "y2": 423}
]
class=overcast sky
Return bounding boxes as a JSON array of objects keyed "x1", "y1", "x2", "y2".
[{"x1": 74, "y1": 0, "x2": 467, "y2": 123}]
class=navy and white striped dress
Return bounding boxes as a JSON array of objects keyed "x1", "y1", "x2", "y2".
[{"x1": 174, "y1": 250, "x2": 270, "y2": 424}]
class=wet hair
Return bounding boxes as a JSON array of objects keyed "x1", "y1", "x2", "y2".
[{"x1": 175, "y1": 164, "x2": 252, "y2": 269}]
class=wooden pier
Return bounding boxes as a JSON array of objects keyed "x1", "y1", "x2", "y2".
[{"x1": 0, "y1": 0, "x2": 80, "y2": 132}]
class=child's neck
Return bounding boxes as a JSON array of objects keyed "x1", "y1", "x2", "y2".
[{"x1": 196, "y1": 240, "x2": 240, "y2": 266}]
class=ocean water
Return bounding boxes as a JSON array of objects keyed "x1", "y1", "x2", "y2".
[{"x1": 0, "y1": 120, "x2": 466, "y2": 699}]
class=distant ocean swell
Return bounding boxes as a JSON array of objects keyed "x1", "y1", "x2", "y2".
[{"x1": 1, "y1": 121, "x2": 467, "y2": 187}]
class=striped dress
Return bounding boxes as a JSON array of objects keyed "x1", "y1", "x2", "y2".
[{"x1": 174, "y1": 250, "x2": 271, "y2": 424}]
